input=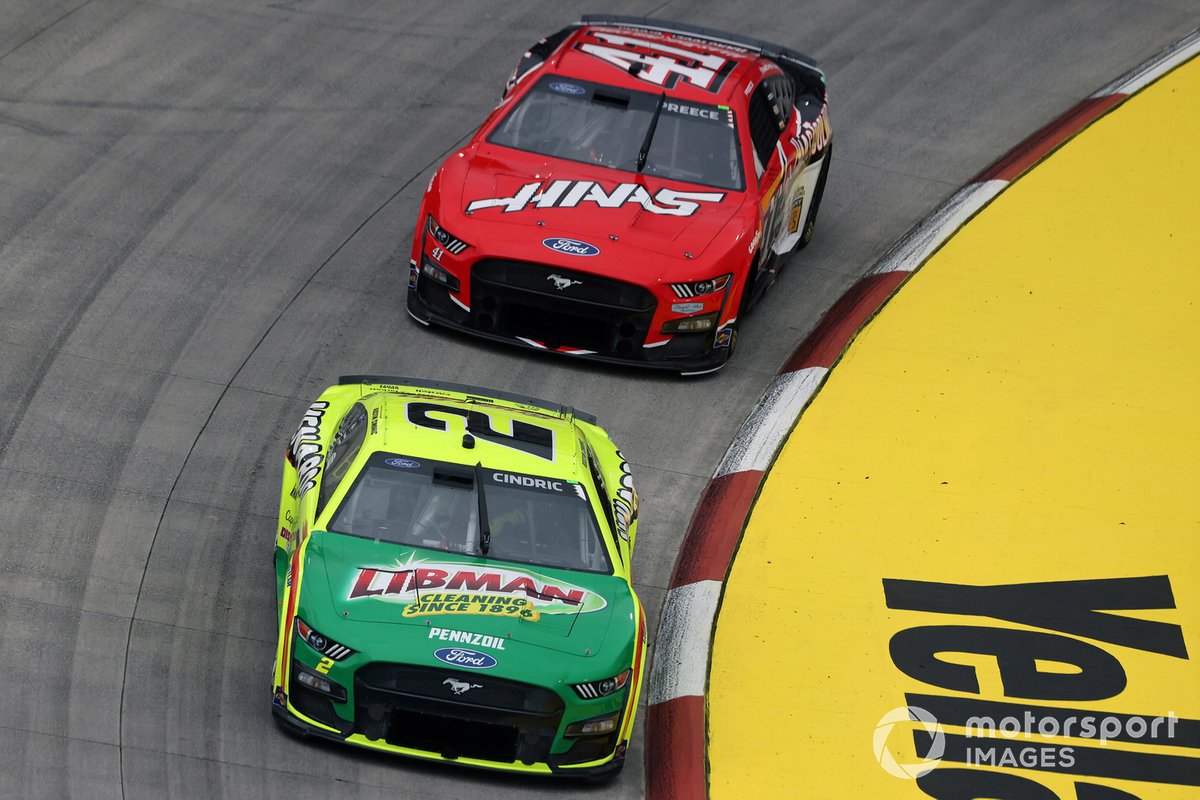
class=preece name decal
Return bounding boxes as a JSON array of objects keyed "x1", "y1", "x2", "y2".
[
  {"x1": 286, "y1": 401, "x2": 328, "y2": 497},
  {"x1": 878, "y1": 575, "x2": 1195, "y2": 797},
  {"x1": 466, "y1": 180, "x2": 724, "y2": 217},
  {"x1": 348, "y1": 563, "x2": 607, "y2": 618}
]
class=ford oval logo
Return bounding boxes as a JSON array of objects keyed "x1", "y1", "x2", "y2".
[
  {"x1": 433, "y1": 647, "x2": 498, "y2": 670},
  {"x1": 542, "y1": 237, "x2": 600, "y2": 257},
  {"x1": 549, "y1": 81, "x2": 585, "y2": 95},
  {"x1": 384, "y1": 457, "x2": 420, "y2": 469}
]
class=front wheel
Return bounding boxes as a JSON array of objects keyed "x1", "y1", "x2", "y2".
[{"x1": 795, "y1": 143, "x2": 832, "y2": 251}]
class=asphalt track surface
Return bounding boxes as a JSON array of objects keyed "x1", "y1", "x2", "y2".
[{"x1": 1, "y1": 2, "x2": 1196, "y2": 798}]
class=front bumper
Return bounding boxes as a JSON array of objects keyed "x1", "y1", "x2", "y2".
[
  {"x1": 407, "y1": 278, "x2": 730, "y2": 375},
  {"x1": 272, "y1": 665, "x2": 628, "y2": 779}
]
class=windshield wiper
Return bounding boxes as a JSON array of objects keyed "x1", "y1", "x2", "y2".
[
  {"x1": 637, "y1": 92, "x2": 666, "y2": 173},
  {"x1": 474, "y1": 462, "x2": 491, "y2": 556}
]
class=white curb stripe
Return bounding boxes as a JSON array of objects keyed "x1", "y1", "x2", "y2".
[
  {"x1": 715, "y1": 367, "x2": 828, "y2": 478},
  {"x1": 868, "y1": 180, "x2": 1006, "y2": 276},
  {"x1": 647, "y1": 580, "x2": 724, "y2": 705},
  {"x1": 1094, "y1": 29, "x2": 1200, "y2": 97}
]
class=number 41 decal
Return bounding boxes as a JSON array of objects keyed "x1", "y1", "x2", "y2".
[{"x1": 578, "y1": 31, "x2": 733, "y2": 92}]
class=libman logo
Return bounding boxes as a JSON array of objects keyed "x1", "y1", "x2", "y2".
[
  {"x1": 874, "y1": 575, "x2": 1196, "y2": 797},
  {"x1": 348, "y1": 561, "x2": 607, "y2": 622}
]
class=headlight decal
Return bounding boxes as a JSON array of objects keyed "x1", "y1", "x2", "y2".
[
  {"x1": 295, "y1": 617, "x2": 355, "y2": 662},
  {"x1": 669, "y1": 273, "x2": 731, "y2": 298},
  {"x1": 571, "y1": 668, "x2": 631, "y2": 700},
  {"x1": 427, "y1": 215, "x2": 470, "y2": 255}
]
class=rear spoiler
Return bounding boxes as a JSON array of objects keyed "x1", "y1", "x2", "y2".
[
  {"x1": 338, "y1": 375, "x2": 598, "y2": 425},
  {"x1": 579, "y1": 13, "x2": 821, "y2": 72}
]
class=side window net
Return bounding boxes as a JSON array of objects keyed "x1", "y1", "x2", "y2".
[{"x1": 317, "y1": 403, "x2": 368, "y2": 514}]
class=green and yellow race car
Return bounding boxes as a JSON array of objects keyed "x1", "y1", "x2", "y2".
[{"x1": 272, "y1": 376, "x2": 646, "y2": 778}]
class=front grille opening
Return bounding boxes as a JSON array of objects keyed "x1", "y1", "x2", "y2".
[
  {"x1": 387, "y1": 709, "x2": 518, "y2": 763},
  {"x1": 506, "y1": 302, "x2": 610, "y2": 350},
  {"x1": 469, "y1": 259, "x2": 657, "y2": 358}
]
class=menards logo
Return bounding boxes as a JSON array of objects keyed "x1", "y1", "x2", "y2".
[{"x1": 348, "y1": 563, "x2": 607, "y2": 620}]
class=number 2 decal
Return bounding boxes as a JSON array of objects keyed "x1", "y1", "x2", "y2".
[{"x1": 405, "y1": 402, "x2": 555, "y2": 461}]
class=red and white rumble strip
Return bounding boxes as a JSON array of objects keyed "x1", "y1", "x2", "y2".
[{"x1": 644, "y1": 29, "x2": 1200, "y2": 799}]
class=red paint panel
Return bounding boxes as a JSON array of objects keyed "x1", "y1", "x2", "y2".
[
  {"x1": 974, "y1": 94, "x2": 1126, "y2": 182},
  {"x1": 779, "y1": 271, "x2": 908, "y2": 374},
  {"x1": 646, "y1": 696, "x2": 707, "y2": 800},
  {"x1": 669, "y1": 470, "x2": 764, "y2": 588}
]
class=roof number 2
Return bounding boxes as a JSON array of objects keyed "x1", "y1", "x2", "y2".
[{"x1": 406, "y1": 402, "x2": 555, "y2": 461}]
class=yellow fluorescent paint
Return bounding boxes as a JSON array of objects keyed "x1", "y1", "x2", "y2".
[{"x1": 709, "y1": 57, "x2": 1200, "y2": 798}]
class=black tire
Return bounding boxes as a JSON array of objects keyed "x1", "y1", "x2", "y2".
[{"x1": 795, "y1": 143, "x2": 832, "y2": 251}]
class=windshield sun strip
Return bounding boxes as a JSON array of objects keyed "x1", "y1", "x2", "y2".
[
  {"x1": 323, "y1": 453, "x2": 615, "y2": 575},
  {"x1": 487, "y1": 75, "x2": 745, "y2": 192}
]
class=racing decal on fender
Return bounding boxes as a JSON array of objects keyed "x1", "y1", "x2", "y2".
[
  {"x1": 348, "y1": 559, "x2": 607, "y2": 620},
  {"x1": 611, "y1": 452, "x2": 637, "y2": 543},
  {"x1": 286, "y1": 401, "x2": 328, "y2": 497},
  {"x1": 466, "y1": 179, "x2": 723, "y2": 217},
  {"x1": 788, "y1": 189, "x2": 806, "y2": 234}
]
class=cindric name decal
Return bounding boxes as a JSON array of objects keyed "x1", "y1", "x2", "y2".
[{"x1": 467, "y1": 179, "x2": 724, "y2": 217}]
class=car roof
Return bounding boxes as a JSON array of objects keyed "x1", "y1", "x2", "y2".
[
  {"x1": 358, "y1": 390, "x2": 588, "y2": 482},
  {"x1": 546, "y1": 23, "x2": 775, "y2": 106}
]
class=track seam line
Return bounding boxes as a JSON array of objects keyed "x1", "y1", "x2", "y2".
[
  {"x1": 0, "y1": 0, "x2": 98, "y2": 65},
  {"x1": 115, "y1": 133, "x2": 467, "y2": 799}
]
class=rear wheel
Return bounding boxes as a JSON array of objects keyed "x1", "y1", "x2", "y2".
[{"x1": 795, "y1": 143, "x2": 832, "y2": 251}]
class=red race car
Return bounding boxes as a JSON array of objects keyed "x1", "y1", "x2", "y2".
[{"x1": 407, "y1": 14, "x2": 832, "y2": 375}]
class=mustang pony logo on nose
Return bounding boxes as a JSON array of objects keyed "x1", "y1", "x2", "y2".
[
  {"x1": 443, "y1": 678, "x2": 483, "y2": 695},
  {"x1": 547, "y1": 273, "x2": 583, "y2": 291}
]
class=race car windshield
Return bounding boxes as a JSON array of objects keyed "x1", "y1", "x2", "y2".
[
  {"x1": 327, "y1": 453, "x2": 613, "y2": 574},
  {"x1": 489, "y1": 75, "x2": 744, "y2": 191}
]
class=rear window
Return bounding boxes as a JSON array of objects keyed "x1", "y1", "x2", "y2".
[
  {"x1": 489, "y1": 75, "x2": 744, "y2": 191},
  {"x1": 327, "y1": 453, "x2": 612, "y2": 574}
]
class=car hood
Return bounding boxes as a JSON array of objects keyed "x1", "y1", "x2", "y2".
[
  {"x1": 303, "y1": 530, "x2": 629, "y2": 659},
  {"x1": 450, "y1": 143, "x2": 746, "y2": 263}
]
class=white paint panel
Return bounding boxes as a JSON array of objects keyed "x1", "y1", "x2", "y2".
[
  {"x1": 869, "y1": 180, "x2": 1006, "y2": 275},
  {"x1": 647, "y1": 580, "x2": 724, "y2": 704},
  {"x1": 1093, "y1": 29, "x2": 1200, "y2": 97},
  {"x1": 714, "y1": 367, "x2": 827, "y2": 478}
]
